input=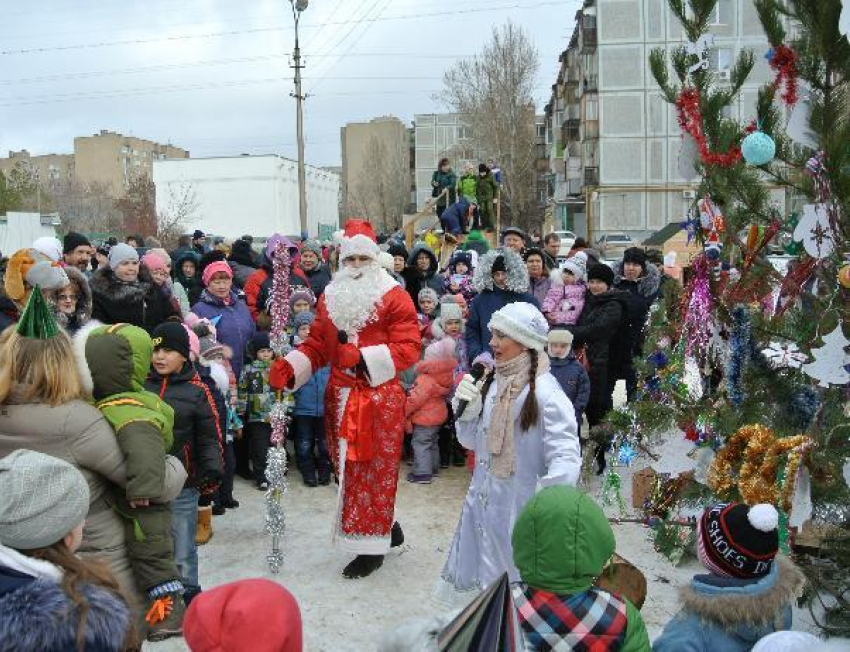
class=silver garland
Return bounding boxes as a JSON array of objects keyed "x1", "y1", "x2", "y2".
[{"x1": 264, "y1": 444, "x2": 289, "y2": 573}]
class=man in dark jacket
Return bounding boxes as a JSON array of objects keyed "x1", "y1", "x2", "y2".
[
  {"x1": 170, "y1": 235, "x2": 194, "y2": 266},
  {"x1": 401, "y1": 243, "x2": 444, "y2": 307},
  {"x1": 145, "y1": 322, "x2": 223, "y2": 603},
  {"x1": 297, "y1": 239, "x2": 332, "y2": 298},
  {"x1": 191, "y1": 230, "x2": 209, "y2": 256},
  {"x1": 464, "y1": 248, "x2": 538, "y2": 364},
  {"x1": 570, "y1": 263, "x2": 629, "y2": 472},
  {"x1": 227, "y1": 239, "x2": 259, "y2": 290},
  {"x1": 613, "y1": 247, "x2": 662, "y2": 400},
  {"x1": 438, "y1": 197, "x2": 469, "y2": 237}
]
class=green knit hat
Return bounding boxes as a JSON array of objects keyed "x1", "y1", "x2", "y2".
[{"x1": 16, "y1": 286, "x2": 59, "y2": 339}]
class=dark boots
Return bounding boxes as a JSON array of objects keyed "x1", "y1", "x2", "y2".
[{"x1": 342, "y1": 522, "x2": 404, "y2": 579}]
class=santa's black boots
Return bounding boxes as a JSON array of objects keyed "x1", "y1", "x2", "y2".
[
  {"x1": 342, "y1": 522, "x2": 404, "y2": 579},
  {"x1": 391, "y1": 521, "x2": 404, "y2": 548},
  {"x1": 343, "y1": 555, "x2": 384, "y2": 579}
]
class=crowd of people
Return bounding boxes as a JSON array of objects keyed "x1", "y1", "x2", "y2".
[{"x1": 0, "y1": 222, "x2": 818, "y2": 651}]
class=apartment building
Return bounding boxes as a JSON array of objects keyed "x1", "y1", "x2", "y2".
[
  {"x1": 412, "y1": 113, "x2": 477, "y2": 210},
  {"x1": 545, "y1": 0, "x2": 778, "y2": 241},
  {"x1": 0, "y1": 130, "x2": 189, "y2": 196}
]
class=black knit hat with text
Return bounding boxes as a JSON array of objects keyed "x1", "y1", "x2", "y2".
[{"x1": 697, "y1": 502, "x2": 779, "y2": 578}]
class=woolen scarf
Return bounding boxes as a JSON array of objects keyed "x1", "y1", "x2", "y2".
[{"x1": 488, "y1": 350, "x2": 550, "y2": 479}]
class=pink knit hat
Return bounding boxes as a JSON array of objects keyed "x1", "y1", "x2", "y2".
[
  {"x1": 183, "y1": 324, "x2": 200, "y2": 361},
  {"x1": 202, "y1": 260, "x2": 233, "y2": 287},
  {"x1": 141, "y1": 251, "x2": 168, "y2": 273}
]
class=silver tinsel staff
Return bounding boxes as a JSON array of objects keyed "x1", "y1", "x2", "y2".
[{"x1": 266, "y1": 240, "x2": 291, "y2": 573}]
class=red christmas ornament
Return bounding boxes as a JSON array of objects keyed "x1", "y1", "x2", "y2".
[
  {"x1": 685, "y1": 424, "x2": 700, "y2": 442},
  {"x1": 676, "y1": 88, "x2": 742, "y2": 167},
  {"x1": 768, "y1": 44, "x2": 799, "y2": 106}
]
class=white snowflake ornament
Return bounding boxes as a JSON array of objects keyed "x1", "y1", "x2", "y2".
[
  {"x1": 794, "y1": 203, "x2": 836, "y2": 259},
  {"x1": 802, "y1": 325, "x2": 850, "y2": 387},
  {"x1": 762, "y1": 341, "x2": 807, "y2": 369}
]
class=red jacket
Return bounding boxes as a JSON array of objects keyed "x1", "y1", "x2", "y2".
[
  {"x1": 405, "y1": 358, "x2": 456, "y2": 429},
  {"x1": 244, "y1": 265, "x2": 309, "y2": 324},
  {"x1": 272, "y1": 283, "x2": 421, "y2": 392}
]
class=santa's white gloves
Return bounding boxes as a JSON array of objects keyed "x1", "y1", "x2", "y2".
[{"x1": 453, "y1": 374, "x2": 484, "y2": 421}]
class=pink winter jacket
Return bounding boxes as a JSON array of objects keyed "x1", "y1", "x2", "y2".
[
  {"x1": 542, "y1": 279, "x2": 586, "y2": 326},
  {"x1": 404, "y1": 358, "x2": 456, "y2": 429}
]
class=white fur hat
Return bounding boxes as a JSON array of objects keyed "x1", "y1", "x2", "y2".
[
  {"x1": 439, "y1": 301, "x2": 463, "y2": 323},
  {"x1": 488, "y1": 302, "x2": 549, "y2": 351},
  {"x1": 31, "y1": 236, "x2": 63, "y2": 262}
]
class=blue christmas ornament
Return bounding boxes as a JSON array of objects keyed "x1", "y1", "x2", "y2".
[
  {"x1": 742, "y1": 131, "x2": 776, "y2": 166},
  {"x1": 617, "y1": 443, "x2": 637, "y2": 466}
]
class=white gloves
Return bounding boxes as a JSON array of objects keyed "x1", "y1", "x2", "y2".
[{"x1": 453, "y1": 373, "x2": 484, "y2": 421}]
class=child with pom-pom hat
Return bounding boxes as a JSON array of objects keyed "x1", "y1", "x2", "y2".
[{"x1": 654, "y1": 501, "x2": 806, "y2": 652}]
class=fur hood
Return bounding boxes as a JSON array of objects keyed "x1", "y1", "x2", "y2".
[
  {"x1": 473, "y1": 248, "x2": 529, "y2": 293},
  {"x1": 613, "y1": 261, "x2": 661, "y2": 299},
  {"x1": 407, "y1": 242, "x2": 438, "y2": 275},
  {"x1": 89, "y1": 265, "x2": 151, "y2": 303},
  {"x1": 0, "y1": 573, "x2": 131, "y2": 651},
  {"x1": 44, "y1": 266, "x2": 92, "y2": 330},
  {"x1": 679, "y1": 556, "x2": 805, "y2": 631}
]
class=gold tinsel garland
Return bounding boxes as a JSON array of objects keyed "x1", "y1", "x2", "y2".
[{"x1": 708, "y1": 424, "x2": 813, "y2": 512}]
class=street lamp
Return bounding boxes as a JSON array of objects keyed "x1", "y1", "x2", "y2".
[{"x1": 290, "y1": 0, "x2": 309, "y2": 237}]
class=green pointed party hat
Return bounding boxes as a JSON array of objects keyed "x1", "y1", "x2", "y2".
[{"x1": 16, "y1": 286, "x2": 59, "y2": 339}]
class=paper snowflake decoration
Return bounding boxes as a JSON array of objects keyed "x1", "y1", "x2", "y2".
[
  {"x1": 793, "y1": 203, "x2": 835, "y2": 259},
  {"x1": 762, "y1": 341, "x2": 807, "y2": 369}
]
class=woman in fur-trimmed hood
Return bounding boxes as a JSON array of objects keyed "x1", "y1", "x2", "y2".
[
  {"x1": 43, "y1": 266, "x2": 93, "y2": 335},
  {"x1": 463, "y1": 248, "x2": 538, "y2": 364}
]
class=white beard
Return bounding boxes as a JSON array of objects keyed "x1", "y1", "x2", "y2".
[{"x1": 325, "y1": 262, "x2": 396, "y2": 335}]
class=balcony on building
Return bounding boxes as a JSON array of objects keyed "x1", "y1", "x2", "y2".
[
  {"x1": 580, "y1": 16, "x2": 597, "y2": 53},
  {"x1": 584, "y1": 166, "x2": 599, "y2": 187},
  {"x1": 583, "y1": 120, "x2": 600, "y2": 140}
]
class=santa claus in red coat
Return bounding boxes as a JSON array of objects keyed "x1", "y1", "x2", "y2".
[{"x1": 270, "y1": 220, "x2": 421, "y2": 578}]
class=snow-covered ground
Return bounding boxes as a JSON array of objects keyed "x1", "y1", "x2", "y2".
[{"x1": 146, "y1": 382, "x2": 834, "y2": 651}]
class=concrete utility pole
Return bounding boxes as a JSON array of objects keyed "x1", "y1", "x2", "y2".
[{"x1": 290, "y1": 0, "x2": 309, "y2": 237}]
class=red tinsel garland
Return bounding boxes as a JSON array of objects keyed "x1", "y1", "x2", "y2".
[
  {"x1": 676, "y1": 88, "x2": 742, "y2": 167},
  {"x1": 768, "y1": 44, "x2": 798, "y2": 106}
]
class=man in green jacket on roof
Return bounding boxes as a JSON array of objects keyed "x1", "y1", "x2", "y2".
[{"x1": 511, "y1": 485, "x2": 651, "y2": 651}]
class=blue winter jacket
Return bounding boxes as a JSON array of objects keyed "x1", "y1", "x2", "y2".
[
  {"x1": 191, "y1": 290, "x2": 256, "y2": 378},
  {"x1": 653, "y1": 557, "x2": 805, "y2": 652},
  {"x1": 293, "y1": 365, "x2": 330, "y2": 417},
  {"x1": 464, "y1": 288, "x2": 539, "y2": 363},
  {"x1": 549, "y1": 354, "x2": 590, "y2": 421},
  {"x1": 439, "y1": 199, "x2": 469, "y2": 236}
]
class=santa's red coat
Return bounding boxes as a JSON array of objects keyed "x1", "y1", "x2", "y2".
[{"x1": 272, "y1": 282, "x2": 421, "y2": 554}]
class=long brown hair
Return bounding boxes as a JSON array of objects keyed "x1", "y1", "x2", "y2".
[
  {"x1": 479, "y1": 349, "x2": 541, "y2": 431},
  {"x1": 0, "y1": 328, "x2": 86, "y2": 406},
  {"x1": 21, "y1": 540, "x2": 136, "y2": 651}
]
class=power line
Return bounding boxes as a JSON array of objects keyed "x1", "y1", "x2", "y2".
[
  {"x1": 307, "y1": 0, "x2": 395, "y2": 94},
  {"x1": 1, "y1": 1, "x2": 566, "y2": 56},
  {"x1": 0, "y1": 53, "x2": 475, "y2": 86}
]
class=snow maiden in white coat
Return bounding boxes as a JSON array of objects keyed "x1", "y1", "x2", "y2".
[{"x1": 437, "y1": 302, "x2": 581, "y2": 604}]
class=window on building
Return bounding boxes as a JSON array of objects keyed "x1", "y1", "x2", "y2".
[
  {"x1": 536, "y1": 124, "x2": 546, "y2": 139},
  {"x1": 585, "y1": 99, "x2": 598, "y2": 120},
  {"x1": 709, "y1": 3, "x2": 725, "y2": 25},
  {"x1": 710, "y1": 48, "x2": 733, "y2": 72}
]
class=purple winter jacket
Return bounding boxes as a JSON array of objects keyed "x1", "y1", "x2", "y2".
[{"x1": 191, "y1": 290, "x2": 256, "y2": 377}]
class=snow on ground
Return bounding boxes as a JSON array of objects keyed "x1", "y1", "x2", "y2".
[{"x1": 146, "y1": 382, "x2": 832, "y2": 651}]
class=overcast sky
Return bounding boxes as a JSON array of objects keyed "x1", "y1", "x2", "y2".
[{"x1": 0, "y1": 0, "x2": 581, "y2": 167}]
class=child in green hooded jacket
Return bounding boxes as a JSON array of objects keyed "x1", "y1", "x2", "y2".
[
  {"x1": 511, "y1": 485, "x2": 651, "y2": 652},
  {"x1": 84, "y1": 322, "x2": 186, "y2": 641}
]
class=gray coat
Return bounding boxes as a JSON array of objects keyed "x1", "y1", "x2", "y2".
[{"x1": 0, "y1": 390, "x2": 186, "y2": 617}]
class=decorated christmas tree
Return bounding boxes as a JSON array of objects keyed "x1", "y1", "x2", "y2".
[{"x1": 598, "y1": 0, "x2": 849, "y2": 634}]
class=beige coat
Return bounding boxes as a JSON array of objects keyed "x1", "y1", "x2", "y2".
[{"x1": 0, "y1": 393, "x2": 186, "y2": 616}]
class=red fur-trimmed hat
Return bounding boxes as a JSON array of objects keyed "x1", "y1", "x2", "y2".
[{"x1": 339, "y1": 219, "x2": 379, "y2": 261}]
